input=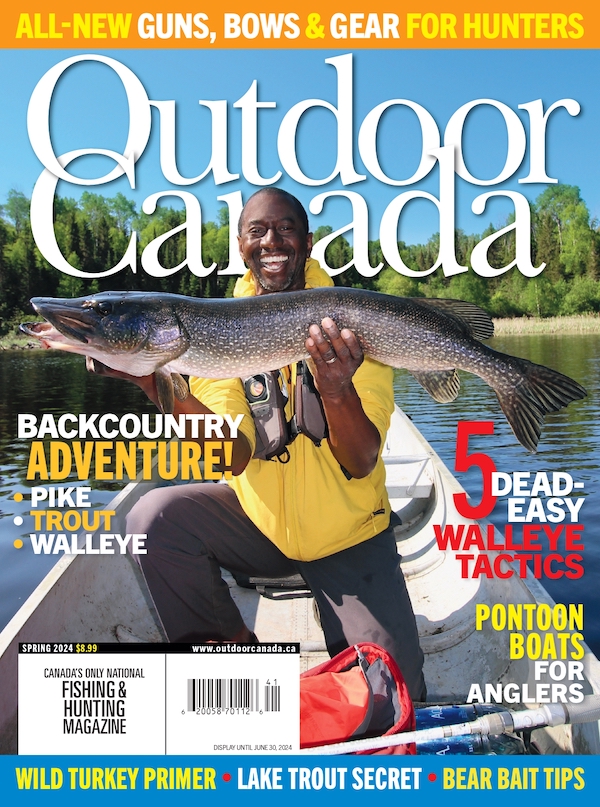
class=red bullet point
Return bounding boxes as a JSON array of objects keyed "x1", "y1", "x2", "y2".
[
  {"x1": 222, "y1": 773, "x2": 232, "y2": 782},
  {"x1": 428, "y1": 773, "x2": 437, "y2": 782}
]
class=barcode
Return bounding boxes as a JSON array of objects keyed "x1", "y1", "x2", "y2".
[
  {"x1": 187, "y1": 679, "x2": 281, "y2": 712},
  {"x1": 264, "y1": 684, "x2": 280, "y2": 712}
]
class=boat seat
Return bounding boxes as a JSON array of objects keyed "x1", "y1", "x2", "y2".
[
  {"x1": 231, "y1": 570, "x2": 313, "y2": 599},
  {"x1": 383, "y1": 456, "x2": 433, "y2": 499}
]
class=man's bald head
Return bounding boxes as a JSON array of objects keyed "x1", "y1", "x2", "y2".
[{"x1": 238, "y1": 188, "x2": 309, "y2": 236}]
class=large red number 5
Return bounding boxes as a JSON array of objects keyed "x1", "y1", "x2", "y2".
[{"x1": 453, "y1": 421, "x2": 497, "y2": 519}]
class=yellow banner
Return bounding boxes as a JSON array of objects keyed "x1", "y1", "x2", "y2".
[{"x1": 3, "y1": 1, "x2": 598, "y2": 49}]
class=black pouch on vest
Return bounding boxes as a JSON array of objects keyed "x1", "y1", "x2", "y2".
[
  {"x1": 242, "y1": 372, "x2": 290, "y2": 460},
  {"x1": 290, "y1": 361, "x2": 328, "y2": 447}
]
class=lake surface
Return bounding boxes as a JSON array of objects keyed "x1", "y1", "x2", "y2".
[
  {"x1": 394, "y1": 332, "x2": 600, "y2": 658},
  {"x1": 1, "y1": 335, "x2": 598, "y2": 657}
]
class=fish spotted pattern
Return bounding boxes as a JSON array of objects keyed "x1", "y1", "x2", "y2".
[{"x1": 21, "y1": 288, "x2": 587, "y2": 452}]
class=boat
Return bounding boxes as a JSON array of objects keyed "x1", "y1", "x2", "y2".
[{"x1": 1, "y1": 406, "x2": 599, "y2": 754}]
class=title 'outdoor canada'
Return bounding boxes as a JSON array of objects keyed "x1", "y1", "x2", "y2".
[{"x1": 27, "y1": 53, "x2": 580, "y2": 279}]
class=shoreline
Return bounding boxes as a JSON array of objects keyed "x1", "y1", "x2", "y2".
[
  {"x1": 1, "y1": 313, "x2": 600, "y2": 351},
  {"x1": 492, "y1": 314, "x2": 600, "y2": 336},
  {"x1": 0, "y1": 333, "x2": 40, "y2": 350}
]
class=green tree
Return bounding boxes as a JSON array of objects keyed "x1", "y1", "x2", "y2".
[
  {"x1": 535, "y1": 185, "x2": 593, "y2": 277},
  {"x1": 559, "y1": 276, "x2": 600, "y2": 314},
  {"x1": 375, "y1": 268, "x2": 422, "y2": 297},
  {"x1": 3, "y1": 190, "x2": 30, "y2": 234}
]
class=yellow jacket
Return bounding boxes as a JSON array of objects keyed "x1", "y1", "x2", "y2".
[{"x1": 189, "y1": 259, "x2": 394, "y2": 561}]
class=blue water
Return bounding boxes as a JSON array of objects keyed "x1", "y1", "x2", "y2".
[
  {"x1": 0, "y1": 335, "x2": 598, "y2": 656},
  {"x1": 0, "y1": 350, "x2": 156, "y2": 627},
  {"x1": 394, "y1": 332, "x2": 600, "y2": 657}
]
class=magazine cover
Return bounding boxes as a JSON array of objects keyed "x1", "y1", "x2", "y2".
[{"x1": 1, "y1": 1, "x2": 600, "y2": 803}]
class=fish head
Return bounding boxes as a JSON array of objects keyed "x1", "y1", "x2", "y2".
[{"x1": 21, "y1": 292, "x2": 190, "y2": 376}]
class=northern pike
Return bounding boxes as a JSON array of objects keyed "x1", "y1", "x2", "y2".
[{"x1": 21, "y1": 288, "x2": 586, "y2": 452}]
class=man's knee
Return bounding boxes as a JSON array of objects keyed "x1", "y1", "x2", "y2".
[{"x1": 126, "y1": 487, "x2": 177, "y2": 536}]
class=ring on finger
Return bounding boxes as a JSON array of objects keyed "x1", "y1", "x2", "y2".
[{"x1": 325, "y1": 356, "x2": 337, "y2": 364}]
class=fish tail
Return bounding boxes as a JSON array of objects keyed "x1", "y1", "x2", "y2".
[{"x1": 493, "y1": 359, "x2": 587, "y2": 453}]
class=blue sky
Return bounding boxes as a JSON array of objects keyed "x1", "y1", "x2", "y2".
[{"x1": 1, "y1": 48, "x2": 599, "y2": 244}]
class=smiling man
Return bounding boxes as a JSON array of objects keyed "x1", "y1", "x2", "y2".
[
  {"x1": 126, "y1": 188, "x2": 426, "y2": 702},
  {"x1": 239, "y1": 189, "x2": 310, "y2": 293}
]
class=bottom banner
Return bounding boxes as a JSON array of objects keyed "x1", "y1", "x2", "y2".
[{"x1": 1, "y1": 756, "x2": 598, "y2": 806}]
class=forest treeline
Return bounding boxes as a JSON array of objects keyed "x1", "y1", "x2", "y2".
[{"x1": 1, "y1": 184, "x2": 599, "y2": 336}]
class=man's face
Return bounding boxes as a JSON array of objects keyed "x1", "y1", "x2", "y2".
[{"x1": 238, "y1": 193, "x2": 313, "y2": 294}]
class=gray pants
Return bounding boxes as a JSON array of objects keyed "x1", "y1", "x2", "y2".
[{"x1": 127, "y1": 482, "x2": 426, "y2": 701}]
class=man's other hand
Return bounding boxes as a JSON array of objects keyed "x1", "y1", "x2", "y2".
[{"x1": 305, "y1": 317, "x2": 363, "y2": 399}]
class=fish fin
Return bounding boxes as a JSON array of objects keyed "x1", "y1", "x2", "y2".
[
  {"x1": 494, "y1": 359, "x2": 587, "y2": 453},
  {"x1": 414, "y1": 299, "x2": 495, "y2": 341},
  {"x1": 171, "y1": 372, "x2": 189, "y2": 402},
  {"x1": 409, "y1": 369, "x2": 461, "y2": 403},
  {"x1": 155, "y1": 368, "x2": 175, "y2": 415}
]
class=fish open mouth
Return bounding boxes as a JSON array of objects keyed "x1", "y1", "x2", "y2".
[
  {"x1": 19, "y1": 321, "x2": 71, "y2": 349},
  {"x1": 20, "y1": 313, "x2": 94, "y2": 347},
  {"x1": 30, "y1": 300, "x2": 96, "y2": 344},
  {"x1": 19, "y1": 321, "x2": 51, "y2": 338}
]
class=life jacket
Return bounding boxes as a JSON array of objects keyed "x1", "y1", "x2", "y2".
[{"x1": 242, "y1": 361, "x2": 327, "y2": 461}]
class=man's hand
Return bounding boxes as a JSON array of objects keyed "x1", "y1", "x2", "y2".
[
  {"x1": 305, "y1": 318, "x2": 380, "y2": 479},
  {"x1": 86, "y1": 358, "x2": 252, "y2": 475},
  {"x1": 305, "y1": 317, "x2": 363, "y2": 397}
]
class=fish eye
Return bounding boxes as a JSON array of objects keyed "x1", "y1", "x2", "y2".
[{"x1": 94, "y1": 301, "x2": 113, "y2": 317}]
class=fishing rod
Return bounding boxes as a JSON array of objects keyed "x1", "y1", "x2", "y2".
[{"x1": 300, "y1": 694, "x2": 600, "y2": 755}]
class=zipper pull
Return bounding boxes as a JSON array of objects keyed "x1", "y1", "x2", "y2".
[{"x1": 354, "y1": 644, "x2": 370, "y2": 675}]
